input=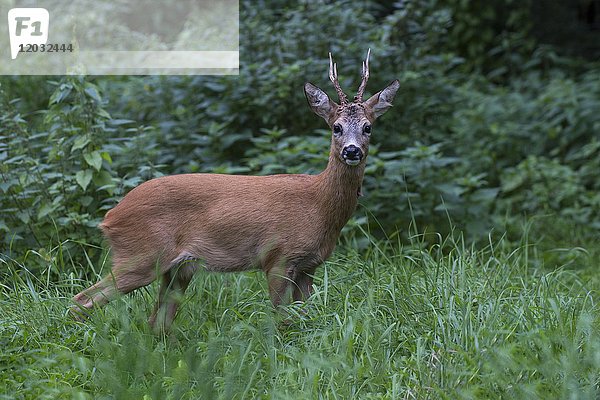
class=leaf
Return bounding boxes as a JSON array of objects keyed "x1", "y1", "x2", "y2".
[
  {"x1": 83, "y1": 151, "x2": 103, "y2": 171},
  {"x1": 0, "y1": 181, "x2": 13, "y2": 193},
  {"x1": 75, "y1": 169, "x2": 93, "y2": 191},
  {"x1": 96, "y1": 109, "x2": 112, "y2": 119},
  {"x1": 203, "y1": 81, "x2": 226, "y2": 92},
  {"x1": 100, "y1": 151, "x2": 112, "y2": 163},
  {"x1": 79, "y1": 196, "x2": 93, "y2": 207},
  {"x1": 84, "y1": 83, "x2": 102, "y2": 103},
  {"x1": 49, "y1": 85, "x2": 72, "y2": 104},
  {"x1": 436, "y1": 183, "x2": 465, "y2": 198},
  {"x1": 93, "y1": 170, "x2": 114, "y2": 192},
  {"x1": 17, "y1": 211, "x2": 30, "y2": 224},
  {"x1": 501, "y1": 173, "x2": 525, "y2": 193},
  {"x1": 37, "y1": 202, "x2": 55, "y2": 219},
  {"x1": 71, "y1": 135, "x2": 90, "y2": 152},
  {"x1": 221, "y1": 133, "x2": 251, "y2": 149},
  {"x1": 470, "y1": 188, "x2": 500, "y2": 203},
  {"x1": 107, "y1": 119, "x2": 135, "y2": 126}
]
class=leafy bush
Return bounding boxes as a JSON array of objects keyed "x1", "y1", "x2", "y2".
[
  {"x1": 502, "y1": 156, "x2": 600, "y2": 229},
  {"x1": 0, "y1": 78, "x2": 163, "y2": 274},
  {"x1": 1, "y1": 0, "x2": 599, "y2": 274}
]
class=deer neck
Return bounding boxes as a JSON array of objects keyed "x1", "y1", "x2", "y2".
[{"x1": 315, "y1": 149, "x2": 366, "y2": 230}]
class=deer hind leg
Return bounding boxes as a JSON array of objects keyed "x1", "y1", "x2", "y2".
[
  {"x1": 149, "y1": 253, "x2": 197, "y2": 333},
  {"x1": 71, "y1": 252, "x2": 164, "y2": 316},
  {"x1": 71, "y1": 274, "x2": 118, "y2": 316}
]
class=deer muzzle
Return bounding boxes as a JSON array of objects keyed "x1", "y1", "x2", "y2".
[{"x1": 342, "y1": 145, "x2": 364, "y2": 166}]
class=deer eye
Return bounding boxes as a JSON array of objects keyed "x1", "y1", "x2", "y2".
[
  {"x1": 364, "y1": 124, "x2": 372, "y2": 134},
  {"x1": 333, "y1": 124, "x2": 343, "y2": 135}
]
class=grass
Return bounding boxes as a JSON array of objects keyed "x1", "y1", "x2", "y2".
[{"x1": 1, "y1": 233, "x2": 599, "y2": 399}]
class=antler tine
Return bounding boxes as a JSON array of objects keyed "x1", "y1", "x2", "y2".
[
  {"x1": 355, "y1": 48, "x2": 370, "y2": 102},
  {"x1": 329, "y1": 52, "x2": 348, "y2": 105}
]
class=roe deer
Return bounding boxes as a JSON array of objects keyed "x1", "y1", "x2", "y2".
[{"x1": 72, "y1": 50, "x2": 399, "y2": 331}]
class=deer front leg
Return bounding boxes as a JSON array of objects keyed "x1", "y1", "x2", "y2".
[
  {"x1": 266, "y1": 264, "x2": 291, "y2": 307},
  {"x1": 292, "y1": 271, "x2": 314, "y2": 303}
]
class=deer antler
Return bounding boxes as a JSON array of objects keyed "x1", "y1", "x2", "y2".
[
  {"x1": 329, "y1": 52, "x2": 348, "y2": 105},
  {"x1": 354, "y1": 48, "x2": 370, "y2": 102}
]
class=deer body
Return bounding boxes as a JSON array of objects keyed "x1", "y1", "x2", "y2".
[
  {"x1": 72, "y1": 51, "x2": 399, "y2": 331},
  {"x1": 102, "y1": 161, "x2": 361, "y2": 274}
]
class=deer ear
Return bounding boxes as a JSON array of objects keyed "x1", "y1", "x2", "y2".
[
  {"x1": 304, "y1": 82, "x2": 337, "y2": 122},
  {"x1": 364, "y1": 80, "x2": 400, "y2": 119}
]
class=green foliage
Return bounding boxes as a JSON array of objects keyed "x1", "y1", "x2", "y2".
[
  {"x1": 448, "y1": 68, "x2": 600, "y2": 232},
  {"x1": 502, "y1": 156, "x2": 600, "y2": 228},
  {"x1": 1, "y1": 2, "x2": 599, "y2": 398},
  {"x1": 0, "y1": 79, "x2": 106, "y2": 269},
  {"x1": 0, "y1": 77, "x2": 162, "y2": 273},
  {"x1": 530, "y1": 0, "x2": 600, "y2": 60},
  {"x1": 441, "y1": 0, "x2": 534, "y2": 75},
  {"x1": 1, "y1": 236, "x2": 599, "y2": 398},
  {"x1": 1, "y1": 0, "x2": 599, "y2": 269}
]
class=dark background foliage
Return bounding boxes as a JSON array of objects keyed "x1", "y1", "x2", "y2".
[{"x1": 1, "y1": 0, "x2": 599, "y2": 277}]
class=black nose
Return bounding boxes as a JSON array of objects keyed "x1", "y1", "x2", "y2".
[{"x1": 342, "y1": 145, "x2": 363, "y2": 160}]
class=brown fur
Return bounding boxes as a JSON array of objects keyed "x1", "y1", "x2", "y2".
[{"x1": 72, "y1": 53, "x2": 399, "y2": 332}]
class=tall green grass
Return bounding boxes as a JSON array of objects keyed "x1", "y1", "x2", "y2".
[{"x1": 1, "y1": 234, "x2": 599, "y2": 399}]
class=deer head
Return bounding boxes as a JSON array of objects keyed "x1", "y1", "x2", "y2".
[{"x1": 304, "y1": 49, "x2": 400, "y2": 166}]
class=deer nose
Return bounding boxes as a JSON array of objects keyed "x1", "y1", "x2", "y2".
[{"x1": 342, "y1": 145, "x2": 363, "y2": 165}]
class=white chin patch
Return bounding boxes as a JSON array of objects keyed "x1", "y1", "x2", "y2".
[{"x1": 344, "y1": 159, "x2": 361, "y2": 166}]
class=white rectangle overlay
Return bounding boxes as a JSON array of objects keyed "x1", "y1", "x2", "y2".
[
  {"x1": 75, "y1": 51, "x2": 239, "y2": 75},
  {"x1": 1, "y1": 1, "x2": 239, "y2": 75}
]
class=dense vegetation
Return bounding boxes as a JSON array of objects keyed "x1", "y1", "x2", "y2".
[
  {"x1": 2, "y1": 237, "x2": 599, "y2": 398},
  {"x1": 1, "y1": 1, "x2": 599, "y2": 398}
]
